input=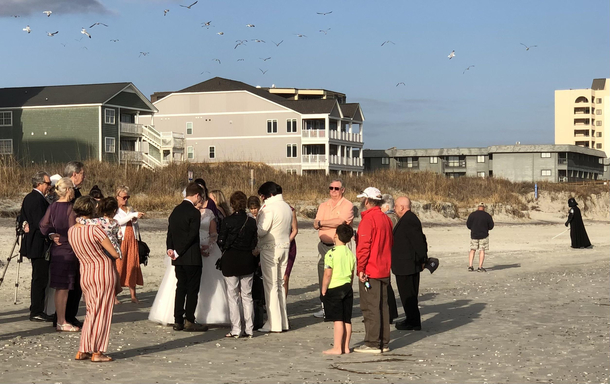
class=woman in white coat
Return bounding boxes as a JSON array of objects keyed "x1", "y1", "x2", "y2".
[{"x1": 256, "y1": 182, "x2": 292, "y2": 333}]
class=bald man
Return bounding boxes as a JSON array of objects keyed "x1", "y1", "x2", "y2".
[{"x1": 391, "y1": 197, "x2": 428, "y2": 331}]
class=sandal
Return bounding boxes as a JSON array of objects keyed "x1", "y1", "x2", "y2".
[
  {"x1": 57, "y1": 323, "x2": 80, "y2": 332},
  {"x1": 225, "y1": 333, "x2": 240, "y2": 339},
  {"x1": 91, "y1": 352, "x2": 113, "y2": 362},
  {"x1": 75, "y1": 352, "x2": 92, "y2": 360}
]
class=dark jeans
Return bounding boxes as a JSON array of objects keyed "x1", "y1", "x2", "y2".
[
  {"x1": 395, "y1": 273, "x2": 421, "y2": 327},
  {"x1": 65, "y1": 269, "x2": 82, "y2": 322},
  {"x1": 359, "y1": 277, "x2": 390, "y2": 348},
  {"x1": 29, "y1": 258, "x2": 50, "y2": 316},
  {"x1": 174, "y1": 265, "x2": 202, "y2": 324}
]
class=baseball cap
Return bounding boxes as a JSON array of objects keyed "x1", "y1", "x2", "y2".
[
  {"x1": 478, "y1": 202, "x2": 485, "y2": 207},
  {"x1": 424, "y1": 257, "x2": 439, "y2": 274},
  {"x1": 356, "y1": 187, "x2": 383, "y2": 200},
  {"x1": 50, "y1": 174, "x2": 62, "y2": 187}
]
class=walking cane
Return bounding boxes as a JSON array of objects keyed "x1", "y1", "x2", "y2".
[
  {"x1": 552, "y1": 229, "x2": 569, "y2": 240},
  {"x1": 14, "y1": 255, "x2": 23, "y2": 304}
]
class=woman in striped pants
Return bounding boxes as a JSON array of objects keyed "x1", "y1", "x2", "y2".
[{"x1": 68, "y1": 196, "x2": 120, "y2": 362}]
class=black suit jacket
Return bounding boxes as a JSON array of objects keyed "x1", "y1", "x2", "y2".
[
  {"x1": 391, "y1": 210, "x2": 428, "y2": 276},
  {"x1": 19, "y1": 190, "x2": 50, "y2": 259},
  {"x1": 166, "y1": 200, "x2": 202, "y2": 266}
]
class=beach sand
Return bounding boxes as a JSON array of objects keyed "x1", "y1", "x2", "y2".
[{"x1": 0, "y1": 212, "x2": 608, "y2": 383}]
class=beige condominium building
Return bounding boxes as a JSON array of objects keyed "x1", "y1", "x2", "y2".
[
  {"x1": 140, "y1": 77, "x2": 365, "y2": 175},
  {"x1": 555, "y1": 78, "x2": 610, "y2": 153}
]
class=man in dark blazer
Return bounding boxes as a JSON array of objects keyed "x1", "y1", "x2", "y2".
[
  {"x1": 19, "y1": 171, "x2": 53, "y2": 322},
  {"x1": 166, "y1": 182, "x2": 208, "y2": 332},
  {"x1": 391, "y1": 196, "x2": 428, "y2": 331}
]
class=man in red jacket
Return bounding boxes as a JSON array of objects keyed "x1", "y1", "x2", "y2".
[{"x1": 354, "y1": 187, "x2": 394, "y2": 354}]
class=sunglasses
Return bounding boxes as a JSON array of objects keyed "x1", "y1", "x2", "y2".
[
  {"x1": 329, "y1": 186, "x2": 342, "y2": 191},
  {"x1": 43, "y1": 181, "x2": 52, "y2": 186},
  {"x1": 119, "y1": 195, "x2": 130, "y2": 200}
]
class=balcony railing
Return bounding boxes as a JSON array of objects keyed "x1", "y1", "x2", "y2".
[
  {"x1": 161, "y1": 132, "x2": 185, "y2": 149},
  {"x1": 120, "y1": 150, "x2": 143, "y2": 163},
  {"x1": 302, "y1": 130, "x2": 326, "y2": 139},
  {"x1": 328, "y1": 130, "x2": 363, "y2": 143},
  {"x1": 445, "y1": 160, "x2": 466, "y2": 168},
  {"x1": 120, "y1": 122, "x2": 143, "y2": 136},
  {"x1": 329, "y1": 155, "x2": 362, "y2": 166},
  {"x1": 302, "y1": 154, "x2": 327, "y2": 163}
]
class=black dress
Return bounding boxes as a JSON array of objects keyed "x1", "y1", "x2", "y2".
[{"x1": 565, "y1": 205, "x2": 591, "y2": 248}]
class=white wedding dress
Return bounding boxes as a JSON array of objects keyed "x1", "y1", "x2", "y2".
[{"x1": 149, "y1": 208, "x2": 230, "y2": 325}]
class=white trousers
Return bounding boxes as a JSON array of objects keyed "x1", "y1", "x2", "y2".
[
  {"x1": 260, "y1": 247, "x2": 289, "y2": 331},
  {"x1": 224, "y1": 274, "x2": 254, "y2": 336}
]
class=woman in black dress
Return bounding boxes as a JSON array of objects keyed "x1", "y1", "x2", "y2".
[{"x1": 565, "y1": 198, "x2": 591, "y2": 249}]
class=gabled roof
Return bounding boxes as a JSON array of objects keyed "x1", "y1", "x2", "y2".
[
  {"x1": 0, "y1": 82, "x2": 156, "y2": 112},
  {"x1": 178, "y1": 77, "x2": 289, "y2": 105},
  {"x1": 341, "y1": 103, "x2": 364, "y2": 121}
]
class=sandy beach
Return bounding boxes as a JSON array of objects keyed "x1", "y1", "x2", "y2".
[{"x1": 0, "y1": 209, "x2": 608, "y2": 383}]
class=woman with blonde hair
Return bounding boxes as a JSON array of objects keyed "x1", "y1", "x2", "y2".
[
  {"x1": 114, "y1": 186, "x2": 145, "y2": 303},
  {"x1": 209, "y1": 189, "x2": 231, "y2": 219},
  {"x1": 40, "y1": 177, "x2": 79, "y2": 331}
]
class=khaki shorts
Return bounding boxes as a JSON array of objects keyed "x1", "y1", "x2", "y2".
[{"x1": 470, "y1": 237, "x2": 489, "y2": 251}]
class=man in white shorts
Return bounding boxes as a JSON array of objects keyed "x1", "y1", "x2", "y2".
[{"x1": 466, "y1": 202, "x2": 494, "y2": 272}]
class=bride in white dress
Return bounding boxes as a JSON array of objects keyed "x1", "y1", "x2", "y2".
[{"x1": 149, "y1": 201, "x2": 230, "y2": 326}]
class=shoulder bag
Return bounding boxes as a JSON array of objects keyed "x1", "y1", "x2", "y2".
[
  {"x1": 138, "y1": 231, "x2": 150, "y2": 266},
  {"x1": 215, "y1": 216, "x2": 248, "y2": 270}
]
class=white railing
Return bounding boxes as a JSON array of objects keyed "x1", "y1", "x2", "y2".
[
  {"x1": 120, "y1": 122, "x2": 143, "y2": 136},
  {"x1": 142, "y1": 125, "x2": 162, "y2": 148},
  {"x1": 302, "y1": 130, "x2": 326, "y2": 139},
  {"x1": 328, "y1": 130, "x2": 363, "y2": 143},
  {"x1": 329, "y1": 155, "x2": 362, "y2": 166},
  {"x1": 120, "y1": 150, "x2": 143, "y2": 163},
  {"x1": 302, "y1": 154, "x2": 327, "y2": 163},
  {"x1": 142, "y1": 153, "x2": 162, "y2": 168},
  {"x1": 161, "y1": 132, "x2": 185, "y2": 149}
]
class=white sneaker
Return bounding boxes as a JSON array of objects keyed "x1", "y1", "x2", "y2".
[{"x1": 313, "y1": 309, "x2": 325, "y2": 318}]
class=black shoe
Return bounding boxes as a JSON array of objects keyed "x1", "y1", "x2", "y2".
[
  {"x1": 51, "y1": 313, "x2": 57, "y2": 328},
  {"x1": 477, "y1": 267, "x2": 486, "y2": 273},
  {"x1": 29, "y1": 313, "x2": 53, "y2": 322},
  {"x1": 467, "y1": 266, "x2": 474, "y2": 272},
  {"x1": 173, "y1": 323, "x2": 184, "y2": 331},
  {"x1": 395, "y1": 321, "x2": 421, "y2": 331},
  {"x1": 184, "y1": 320, "x2": 208, "y2": 332}
]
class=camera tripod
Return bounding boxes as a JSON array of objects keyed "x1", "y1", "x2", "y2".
[{"x1": 0, "y1": 233, "x2": 24, "y2": 305}]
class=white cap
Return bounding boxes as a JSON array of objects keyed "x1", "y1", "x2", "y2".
[
  {"x1": 357, "y1": 187, "x2": 383, "y2": 200},
  {"x1": 50, "y1": 174, "x2": 62, "y2": 187}
]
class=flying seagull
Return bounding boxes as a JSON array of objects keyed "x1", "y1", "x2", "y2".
[
  {"x1": 213, "y1": 58, "x2": 221, "y2": 64},
  {"x1": 246, "y1": 24, "x2": 255, "y2": 27},
  {"x1": 43, "y1": 10, "x2": 52, "y2": 17},
  {"x1": 217, "y1": 32, "x2": 224, "y2": 36},
  {"x1": 272, "y1": 40, "x2": 283, "y2": 47},
  {"x1": 295, "y1": 34, "x2": 307, "y2": 38},
  {"x1": 139, "y1": 52, "x2": 149, "y2": 57},
  {"x1": 81, "y1": 28, "x2": 91, "y2": 38},
  {"x1": 520, "y1": 43, "x2": 537, "y2": 51},
  {"x1": 260, "y1": 57, "x2": 271, "y2": 61},
  {"x1": 90, "y1": 22, "x2": 108, "y2": 28},
  {"x1": 234, "y1": 40, "x2": 247, "y2": 49},
  {"x1": 448, "y1": 50, "x2": 455, "y2": 59},
  {"x1": 319, "y1": 28, "x2": 331, "y2": 35},
  {"x1": 237, "y1": 58, "x2": 245, "y2": 61},
  {"x1": 47, "y1": 31, "x2": 59, "y2": 37},
  {"x1": 259, "y1": 68, "x2": 268, "y2": 74},
  {"x1": 180, "y1": 1, "x2": 198, "y2": 9},
  {"x1": 200, "y1": 70, "x2": 211, "y2": 74},
  {"x1": 381, "y1": 40, "x2": 395, "y2": 46},
  {"x1": 317, "y1": 11, "x2": 332, "y2": 15},
  {"x1": 252, "y1": 39, "x2": 265, "y2": 43},
  {"x1": 463, "y1": 65, "x2": 475, "y2": 74},
  {"x1": 23, "y1": 25, "x2": 31, "y2": 33},
  {"x1": 396, "y1": 82, "x2": 405, "y2": 87},
  {"x1": 110, "y1": 39, "x2": 119, "y2": 42},
  {"x1": 202, "y1": 21, "x2": 212, "y2": 28},
  {"x1": 164, "y1": 9, "x2": 169, "y2": 16}
]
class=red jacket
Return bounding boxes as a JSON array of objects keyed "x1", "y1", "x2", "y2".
[{"x1": 356, "y1": 206, "x2": 393, "y2": 279}]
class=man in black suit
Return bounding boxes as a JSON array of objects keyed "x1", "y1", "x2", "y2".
[
  {"x1": 167, "y1": 182, "x2": 208, "y2": 332},
  {"x1": 391, "y1": 196, "x2": 428, "y2": 331},
  {"x1": 19, "y1": 171, "x2": 53, "y2": 322}
]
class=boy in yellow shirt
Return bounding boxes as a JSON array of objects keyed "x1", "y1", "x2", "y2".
[{"x1": 321, "y1": 224, "x2": 356, "y2": 354}]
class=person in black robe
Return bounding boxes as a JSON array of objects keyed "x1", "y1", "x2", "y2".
[{"x1": 565, "y1": 198, "x2": 591, "y2": 249}]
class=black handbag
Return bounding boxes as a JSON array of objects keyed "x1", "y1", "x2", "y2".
[
  {"x1": 137, "y1": 232, "x2": 150, "y2": 266},
  {"x1": 216, "y1": 216, "x2": 248, "y2": 270}
]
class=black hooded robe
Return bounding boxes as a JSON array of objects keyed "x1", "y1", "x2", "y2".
[{"x1": 565, "y1": 206, "x2": 591, "y2": 248}]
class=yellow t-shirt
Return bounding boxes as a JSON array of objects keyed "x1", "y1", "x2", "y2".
[{"x1": 324, "y1": 245, "x2": 355, "y2": 289}]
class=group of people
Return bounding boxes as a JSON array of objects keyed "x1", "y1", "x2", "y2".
[
  {"x1": 19, "y1": 161, "x2": 145, "y2": 362},
  {"x1": 17, "y1": 165, "x2": 592, "y2": 361}
]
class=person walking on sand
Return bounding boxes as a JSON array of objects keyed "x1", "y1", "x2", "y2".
[
  {"x1": 466, "y1": 202, "x2": 494, "y2": 272},
  {"x1": 565, "y1": 198, "x2": 591, "y2": 249},
  {"x1": 313, "y1": 179, "x2": 354, "y2": 318}
]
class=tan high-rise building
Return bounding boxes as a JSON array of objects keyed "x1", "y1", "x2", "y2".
[{"x1": 555, "y1": 78, "x2": 610, "y2": 155}]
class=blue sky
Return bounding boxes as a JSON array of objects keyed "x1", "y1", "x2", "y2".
[{"x1": 1, "y1": 0, "x2": 608, "y2": 150}]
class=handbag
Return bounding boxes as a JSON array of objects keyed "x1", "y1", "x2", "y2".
[
  {"x1": 137, "y1": 231, "x2": 150, "y2": 266},
  {"x1": 43, "y1": 242, "x2": 51, "y2": 262},
  {"x1": 216, "y1": 216, "x2": 248, "y2": 270}
]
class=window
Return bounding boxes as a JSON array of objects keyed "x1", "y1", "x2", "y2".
[
  {"x1": 286, "y1": 119, "x2": 297, "y2": 133},
  {"x1": 286, "y1": 169, "x2": 297, "y2": 175},
  {"x1": 104, "y1": 108, "x2": 116, "y2": 125},
  {"x1": 447, "y1": 156, "x2": 460, "y2": 167},
  {"x1": 0, "y1": 111, "x2": 12, "y2": 126},
  {"x1": 267, "y1": 119, "x2": 278, "y2": 133},
  {"x1": 597, "y1": 132, "x2": 602, "y2": 137},
  {"x1": 0, "y1": 139, "x2": 13, "y2": 154},
  {"x1": 477, "y1": 155, "x2": 485, "y2": 163},
  {"x1": 597, "y1": 98, "x2": 602, "y2": 103},
  {"x1": 187, "y1": 146, "x2": 194, "y2": 159},
  {"x1": 430, "y1": 156, "x2": 438, "y2": 164},
  {"x1": 286, "y1": 144, "x2": 297, "y2": 158},
  {"x1": 596, "y1": 121, "x2": 602, "y2": 126},
  {"x1": 596, "y1": 109, "x2": 602, "y2": 115},
  {"x1": 186, "y1": 122, "x2": 193, "y2": 135},
  {"x1": 596, "y1": 143, "x2": 602, "y2": 149},
  {"x1": 477, "y1": 171, "x2": 486, "y2": 178},
  {"x1": 541, "y1": 152, "x2": 551, "y2": 158},
  {"x1": 541, "y1": 169, "x2": 552, "y2": 176},
  {"x1": 104, "y1": 137, "x2": 116, "y2": 153},
  {"x1": 381, "y1": 157, "x2": 390, "y2": 165},
  {"x1": 209, "y1": 146, "x2": 215, "y2": 159}
]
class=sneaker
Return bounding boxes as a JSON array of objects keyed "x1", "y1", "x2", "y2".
[
  {"x1": 467, "y1": 266, "x2": 474, "y2": 272},
  {"x1": 477, "y1": 267, "x2": 487, "y2": 272},
  {"x1": 184, "y1": 320, "x2": 208, "y2": 332},
  {"x1": 353, "y1": 345, "x2": 381, "y2": 354},
  {"x1": 256, "y1": 326, "x2": 270, "y2": 333},
  {"x1": 313, "y1": 309, "x2": 325, "y2": 318},
  {"x1": 172, "y1": 323, "x2": 184, "y2": 331},
  {"x1": 382, "y1": 346, "x2": 390, "y2": 353}
]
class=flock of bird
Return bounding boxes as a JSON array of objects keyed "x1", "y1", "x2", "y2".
[{"x1": 14, "y1": 3, "x2": 539, "y2": 86}]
